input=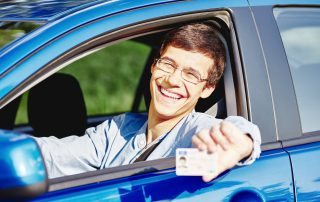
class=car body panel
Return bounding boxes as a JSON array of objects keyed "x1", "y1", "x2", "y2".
[
  {"x1": 285, "y1": 141, "x2": 320, "y2": 201},
  {"x1": 230, "y1": 7, "x2": 277, "y2": 144},
  {"x1": 250, "y1": 5, "x2": 302, "y2": 141},
  {"x1": 33, "y1": 149, "x2": 293, "y2": 201}
]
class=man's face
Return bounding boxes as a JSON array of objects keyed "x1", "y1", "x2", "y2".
[{"x1": 149, "y1": 46, "x2": 215, "y2": 120}]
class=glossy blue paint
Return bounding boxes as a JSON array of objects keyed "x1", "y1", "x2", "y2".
[
  {"x1": 0, "y1": 130, "x2": 46, "y2": 189},
  {"x1": 32, "y1": 149, "x2": 293, "y2": 201},
  {"x1": 285, "y1": 141, "x2": 320, "y2": 201},
  {"x1": 0, "y1": 0, "x2": 248, "y2": 101},
  {"x1": 249, "y1": 0, "x2": 320, "y2": 6},
  {"x1": 0, "y1": 0, "x2": 105, "y2": 21}
]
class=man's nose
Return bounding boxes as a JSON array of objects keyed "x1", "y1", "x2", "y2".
[{"x1": 166, "y1": 69, "x2": 183, "y2": 86}]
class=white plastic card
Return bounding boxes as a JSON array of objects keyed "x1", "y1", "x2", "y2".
[{"x1": 176, "y1": 148, "x2": 217, "y2": 176}]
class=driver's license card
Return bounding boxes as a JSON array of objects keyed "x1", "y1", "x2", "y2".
[{"x1": 176, "y1": 148, "x2": 217, "y2": 176}]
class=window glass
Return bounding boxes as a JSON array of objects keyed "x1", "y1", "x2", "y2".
[
  {"x1": 274, "y1": 8, "x2": 320, "y2": 133},
  {"x1": 0, "y1": 21, "x2": 41, "y2": 50}
]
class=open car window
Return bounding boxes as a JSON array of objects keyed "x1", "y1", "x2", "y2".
[{"x1": 13, "y1": 40, "x2": 150, "y2": 128}]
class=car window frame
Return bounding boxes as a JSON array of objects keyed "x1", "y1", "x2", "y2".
[{"x1": 250, "y1": 5, "x2": 320, "y2": 147}]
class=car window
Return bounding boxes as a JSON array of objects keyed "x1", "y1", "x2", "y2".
[
  {"x1": 13, "y1": 40, "x2": 150, "y2": 126},
  {"x1": 274, "y1": 7, "x2": 320, "y2": 134},
  {"x1": 0, "y1": 21, "x2": 41, "y2": 50}
]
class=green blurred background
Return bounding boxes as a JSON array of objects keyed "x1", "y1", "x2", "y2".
[{"x1": 15, "y1": 41, "x2": 150, "y2": 124}]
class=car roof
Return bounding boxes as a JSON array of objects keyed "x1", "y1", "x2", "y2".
[
  {"x1": 0, "y1": 0, "x2": 116, "y2": 21},
  {"x1": 0, "y1": 0, "x2": 177, "y2": 22}
]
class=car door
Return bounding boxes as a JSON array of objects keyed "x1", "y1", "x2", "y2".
[
  {"x1": 0, "y1": 0, "x2": 294, "y2": 201},
  {"x1": 249, "y1": 0, "x2": 320, "y2": 201}
]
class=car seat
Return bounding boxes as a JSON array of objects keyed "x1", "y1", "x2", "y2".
[
  {"x1": 0, "y1": 97, "x2": 21, "y2": 130},
  {"x1": 28, "y1": 73, "x2": 87, "y2": 138}
]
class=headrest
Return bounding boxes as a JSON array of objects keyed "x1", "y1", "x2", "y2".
[
  {"x1": 195, "y1": 80, "x2": 226, "y2": 116},
  {"x1": 28, "y1": 73, "x2": 87, "y2": 138}
]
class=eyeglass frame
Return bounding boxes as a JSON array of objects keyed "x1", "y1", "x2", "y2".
[{"x1": 153, "y1": 58, "x2": 209, "y2": 85}]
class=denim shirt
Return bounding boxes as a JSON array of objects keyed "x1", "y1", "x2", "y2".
[{"x1": 36, "y1": 112, "x2": 261, "y2": 178}]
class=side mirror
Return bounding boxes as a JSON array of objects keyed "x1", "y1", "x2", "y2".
[{"x1": 0, "y1": 130, "x2": 48, "y2": 200}]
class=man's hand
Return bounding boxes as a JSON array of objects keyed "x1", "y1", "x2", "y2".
[{"x1": 192, "y1": 121, "x2": 253, "y2": 182}]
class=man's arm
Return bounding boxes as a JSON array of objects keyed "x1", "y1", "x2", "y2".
[
  {"x1": 192, "y1": 118, "x2": 261, "y2": 182},
  {"x1": 35, "y1": 117, "x2": 114, "y2": 178}
]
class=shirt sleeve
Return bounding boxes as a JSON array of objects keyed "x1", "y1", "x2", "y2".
[
  {"x1": 224, "y1": 116, "x2": 262, "y2": 166},
  {"x1": 34, "y1": 119, "x2": 113, "y2": 178}
]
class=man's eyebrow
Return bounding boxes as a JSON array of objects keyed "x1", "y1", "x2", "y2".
[{"x1": 160, "y1": 56, "x2": 177, "y2": 65}]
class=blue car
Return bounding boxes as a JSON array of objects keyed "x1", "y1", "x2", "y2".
[{"x1": 1, "y1": 0, "x2": 320, "y2": 201}]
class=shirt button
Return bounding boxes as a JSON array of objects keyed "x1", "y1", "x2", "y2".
[{"x1": 138, "y1": 139, "x2": 146, "y2": 149}]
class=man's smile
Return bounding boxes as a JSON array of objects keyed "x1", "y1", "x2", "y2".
[{"x1": 157, "y1": 84, "x2": 185, "y2": 102}]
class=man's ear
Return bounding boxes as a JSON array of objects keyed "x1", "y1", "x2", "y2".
[
  {"x1": 151, "y1": 63, "x2": 155, "y2": 74},
  {"x1": 200, "y1": 85, "x2": 215, "y2": 99}
]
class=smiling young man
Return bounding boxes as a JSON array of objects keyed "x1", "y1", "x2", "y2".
[{"x1": 36, "y1": 23, "x2": 261, "y2": 181}]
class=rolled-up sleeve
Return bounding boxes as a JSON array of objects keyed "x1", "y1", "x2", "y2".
[
  {"x1": 224, "y1": 116, "x2": 262, "y2": 165},
  {"x1": 35, "y1": 119, "x2": 112, "y2": 178}
]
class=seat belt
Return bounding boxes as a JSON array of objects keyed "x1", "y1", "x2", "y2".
[{"x1": 134, "y1": 141, "x2": 161, "y2": 163}]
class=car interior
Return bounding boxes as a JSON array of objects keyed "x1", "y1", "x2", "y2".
[{"x1": 0, "y1": 19, "x2": 230, "y2": 141}]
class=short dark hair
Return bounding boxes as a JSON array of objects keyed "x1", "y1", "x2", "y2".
[{"x1": 159, "y1": 23, "x2": 226, "y2": 86}]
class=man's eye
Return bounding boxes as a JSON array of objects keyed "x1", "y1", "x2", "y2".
[
  {"x1": 162, "y1": 61, "x2": 173, "y2": 66},
  {"x1": 160, "y1": 61, "x2": 174, "y2": 69},
  {"x1": 185, "y1": 71, "x2": 198, "y2": 78}
]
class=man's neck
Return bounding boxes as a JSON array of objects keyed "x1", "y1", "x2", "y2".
[{"x1": 146, "y1": 106, "x2": 192, "y2": 144}]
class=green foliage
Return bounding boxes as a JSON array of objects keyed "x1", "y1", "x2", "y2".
[
  {"x1": 0, "y1": 22, "x2": 41, "y2": 48},
  {"x1": 15, "y1": 40, "x2": 150, "y2": 124},
  {"x1": 0, "y1": 30, "x2": 24, "y2": 47}
]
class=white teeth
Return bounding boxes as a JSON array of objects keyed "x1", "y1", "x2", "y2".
[{"x1": 160, "y1": 87, "x2": 181, "y2": 99}]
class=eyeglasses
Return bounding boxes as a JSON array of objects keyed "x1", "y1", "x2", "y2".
[{"x1": 154, "y1": 58, "x2": 208, "y2": 84}]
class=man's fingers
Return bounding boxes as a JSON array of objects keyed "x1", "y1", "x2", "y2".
[
  {"x1": 192, "y1": 130, "x2": 217, "y2": 153},
  {"x1": 209, "y1": 124, "x2": 231, "y2": 151},
  {"x1": 201, "y1": 162, "x2": 225, "y2": 182},
  {"x1": 220, "y1": 121, "x2": 254, "y2": 158},
  {"x1": 198, "y1": 130, "x2": 217, "y2": 153},
  {"x1": 202, "y1": 173, "x2": 218, "y2": 182},
  {"x1": 220, "y1": 121, "x2": 243, "y2": 144},
  {"x1": 192, "y1": 134, "x2": 207, "y2": 151}
]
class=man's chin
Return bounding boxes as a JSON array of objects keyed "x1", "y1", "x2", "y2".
[
  {"x1": 153, "y1": 105, "x2": 192, "y2": 120},
  {"x1": 154, "y1": 107, "x2": 177, "y2": 119}
]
